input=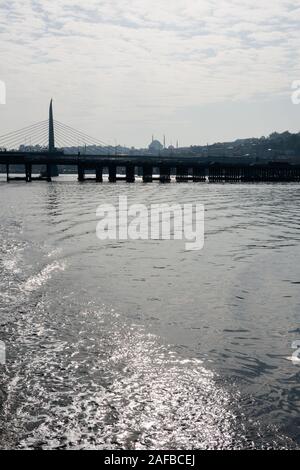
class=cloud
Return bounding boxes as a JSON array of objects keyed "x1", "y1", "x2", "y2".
[{"x1": 0, "y1": 0, "x2": 299, "y2": 145}]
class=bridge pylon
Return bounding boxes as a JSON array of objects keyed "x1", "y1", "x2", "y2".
[
  {"x1": 47, "y1": 99, "x2": 59, "y2": 177},
  {"x1": 49, "y1": 99, "x2": 55, "y2": 152}
]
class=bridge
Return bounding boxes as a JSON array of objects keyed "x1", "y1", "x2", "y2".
[{"x1": 1, "y1": 101, "x2": 300, "y2": 183}]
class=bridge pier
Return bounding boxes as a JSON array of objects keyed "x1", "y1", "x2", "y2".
[
  {"x1": 193, "y1": 166, "x2": 206, "y2": 182},
  {"x1": 46, "y1": 164, "x2": 52, "y2": 182},
  {"x1": 126, "y1": 165, "x2": 135, "y2": 183},
  {"x1": 96, "y1": 165, "x2": 103, "y2": 182},
  {"x1": 209, "y1": 166, "x2": 225, "y2": 182},
  {"x1": 25, "y1": 163, "x2": 32, "y2": 182},
  {"x1": 78, "y1": 164, "x2": 85, "y2": 182},
  {"x1": 242, "y1": 166, "x2": 254, "y2": 182},
  {"x1": 160, "y1": 165, "x2": 171, "y2": 183},
  {"x1": 6, "y1": 164, "x2": 9, "y2": 182},
  {"x1": 224, "y1": 167, "x2": 231, "y2": 182},
  {"x1": 109, "y1": 165, "x2": 117, "y2": 183},
  {"x1": 293, "y1": 167, "x2": 300, "y2": 182},
  {"x1": 208, "y1": 166, "x2": 216, "y2": 182},
  {"x1": 176, "y1": 166, "x2": 189, "y2": 182},
  {"x1": 143, "y1": 165, "x2": 153, "y2": 183},
  {"x1": 225, "y1": 167, "x2": 240, "y2": 182}
]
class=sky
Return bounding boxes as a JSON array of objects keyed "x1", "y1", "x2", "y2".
[{"x1": 0, "y1": 0, "x2": 300, "y2": 148}]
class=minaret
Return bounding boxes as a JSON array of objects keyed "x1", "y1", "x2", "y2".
[
  {"x1": 49, "y1": 99, "x2": 55, "y2": 152},
  {"x1": 47, "y1": 99, "x2": 59, "y2": 177}
]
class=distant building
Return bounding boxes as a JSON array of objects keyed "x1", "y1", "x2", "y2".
[{"x1": 148, "y1": 139, "x2": 163, "y2": 153}]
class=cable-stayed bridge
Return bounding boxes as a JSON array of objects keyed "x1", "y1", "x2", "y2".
[
  {"x1": 1, "y1": 101, "x2": 300, "y2": 183},
  {"x1": 0, "y1": 100, "x2": 115, "y2": 155}
]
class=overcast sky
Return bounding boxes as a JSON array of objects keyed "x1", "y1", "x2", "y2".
[{"x1": 0, "y1": 0, "x2": 300, "y2": 147}]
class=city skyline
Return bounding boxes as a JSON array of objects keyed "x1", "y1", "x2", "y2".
[{"x1": 0, "y1": 1, "x2": 300, "y2": 147}]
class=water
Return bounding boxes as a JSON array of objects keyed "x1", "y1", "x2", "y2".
[{"x1": 0, "y1": 177, "x2": 300, "y2": 449}]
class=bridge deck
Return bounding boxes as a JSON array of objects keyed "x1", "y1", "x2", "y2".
[
  {"x1": 1, "y1": 151, "x2": 300, "y2": 183},
  {"x1": 1, "y1": 151, "x2": 299, "y2": 167}
]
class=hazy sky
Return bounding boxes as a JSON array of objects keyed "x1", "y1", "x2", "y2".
[{"x1": 0, "y1": 0, "x2": 300, "y2": 147}]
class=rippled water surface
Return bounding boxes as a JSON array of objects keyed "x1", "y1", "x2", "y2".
[{"x1": 0, "y1": 178, "x2": 300, "y2": 449}]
